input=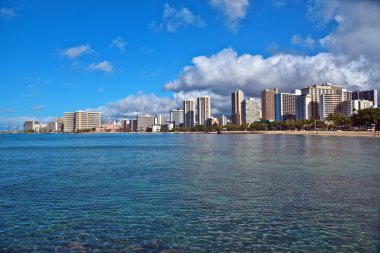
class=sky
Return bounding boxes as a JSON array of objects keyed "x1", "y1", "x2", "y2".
[{"x1": 1, "y1": 0, "x2": 379, "y2": 129}]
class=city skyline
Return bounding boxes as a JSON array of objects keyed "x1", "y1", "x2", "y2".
[{"x1": 1, "y1": 1, "x2": 380, "y2": 130}]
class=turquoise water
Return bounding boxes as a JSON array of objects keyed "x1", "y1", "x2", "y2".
[{"x1": 0, "y1": 133, "x2": 379, "y2": 252}]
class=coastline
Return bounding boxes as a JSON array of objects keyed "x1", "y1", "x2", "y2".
[
  {"x1": 3, "y1": 130, "x2": 379, "y2": 138},
  {"x1": 218, "y1": 130, "x2": 380, "y2": 138}
]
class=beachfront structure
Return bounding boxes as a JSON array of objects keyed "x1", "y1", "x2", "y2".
[
  {"x1": 75, "y1": 111, "x2": 102, "y2": 131},
  {"x1": 352, "y1": 90, "x2": 378, "y2": 108},
  {"x1": 183, "y1": 99, "x2": 195, "y2": 127},
  {"x1": 296, "y1": 94, "x2": 312, "y2": 120},
  {"x1": 63, "y1": 112, "x2": 76, "y2": 132},
  {"x1": 319, "y1": 94, "x2": 353, "y2": 120},
  {"x1": 261, "y1": 88, "x2": 279, "y2": 121},
  {"x1": 197, "y1": 95, "x2": 211, "y2": 126},
  {"x1": 242, "y1": 97, "x2": 260, "y2": 125},
  {"x1": 170, "y1": 109, "x2": 184, "y2": 127},
  {"x1": 275, "y1": 90, "x2": 301, "y2": 121},
  {"x1": 137, "y1": 115, "x2": 155, "y2": 132},
  {"x1": 155, "y1": 114, "x2": 167, "y2": 125},
  {"x1": 63, "y1": 111, "x2": 101, "y2": 132},
  {"x1": 231, "y1": 90, "x2": 244, "y2": 125},
  {"x1": 218, "y1": 115, "x2": 227, "y2": 126},
  {"x1": 301, "y1": 83, "x2": 344, "y2": 120},
  {"x1": 23, "y1": 120, "x2": 40, "y2": 132},
  {"x1": 352, "y1": 100, "x2": 374, "y2": 113}
]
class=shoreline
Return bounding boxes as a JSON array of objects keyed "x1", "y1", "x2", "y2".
[
  {"x1": 218, "y1": 130, "x2": 380, "y2": 138},
  {"x1": 2, "y1": 130, "x2": 379, "y2": 138}
]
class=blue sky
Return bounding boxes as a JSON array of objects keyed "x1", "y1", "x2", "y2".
[{"x1": 1, "y1": 0, "x2": 379, "y2": 129}]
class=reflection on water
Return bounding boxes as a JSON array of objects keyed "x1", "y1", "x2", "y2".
[{"x1": 0, "y1": 133, "x2": 379, "y2": 252}]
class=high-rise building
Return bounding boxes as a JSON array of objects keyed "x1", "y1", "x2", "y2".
[
  {"x1": 64, "y1": 112, "x2": 76, "y2": 132},
  {"x1": 23, "y1": 120, "x2": 40, "y2": 132},
  {"x1": 352, "y1": 90, "x2": 378, "y2": 108},
  {"x1": 242, "y1": 97, "x2": 260, "y2": 125},
  {"x1": 296, "y1": 94, "x2": 312, "y2": 121},
  {"x1": 275, "y1": 90, "x2": 301, "y2": 121},
  {"x1": 155, "y1": 114, "x2": 167, "y2": 125},
  {"x1": 64, "y1": 111, "x2": 101, "y2": 132},
  {"x1": 319, "y1": 94, "x2": 353, "y2": 120},
  {"x1": 183, "y1": 99, "x2": 195, "y2": 127},
  {"x1": 218, "y1": 115, "x2": 227, "y2": 126},
  {"x1": 137, "y1": 115, "x2": 155, "y2": 132},
  {"x1": 301, "y1": 83, "x2": 344, "y2": 119},
  {"x1": 170, "y1": 108, "x2": 184, "y2": 127},
  {"x1": 75, "y1": 111, "x2": 102, "y2": 131},
  {"x1": 197, "y1": 96, "x2": 211, "y2": 126},
  {"x1": 261, "y1": 88, "x2": 279, "y2": 120},
  {"x1": 231, "y1": 90, "x2": 244, "y2": 125},
  {"x1": 352, "y1": 100, "x2": 374, "y2": 113}
]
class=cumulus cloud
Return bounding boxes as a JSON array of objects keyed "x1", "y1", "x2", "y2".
[
  {"x1": 32, "y1": 105, "x2": 44, "y2": 111},
  {"x1": 89, "y1": 61, "x2": 113, "y2": 73},
  {"x1": 210, "y1": 0, "x2": 250, "y2": 31},
  {"x1": 150, "y1": 3, "x2": 206, "y2": 32},
  {"x1": 61, "y1": 44, "x2": 94, "y2": 59},
  {"x1": 0, "y1": 7, "x2": 17, "y2": 18},
  {"x1": 87, "y1": 93, "x2": 176, "y2": 120},
  {"x1": 110, "y1": 37, "x2": 127, "y2": 51},
  {"x1": 164, "y1": 48, "x2": 378, "y2": 97},
  {"x1": 314, "y1": 0, "x2": 380, "y2": 62}
]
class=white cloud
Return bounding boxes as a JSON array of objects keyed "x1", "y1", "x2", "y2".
[
  {"x1": 308, "y1": 0, "x2": 380, "y2": 61},
  {"x1": 0, "y1": 7, "x2": 16, "y2": 18},
  {"x1": 87, "y1": 93, "x2": 176, "y2": 120},
  {"x1": 210, "y1": 0, "x2": 250, "y2": 31},
  {"x1": 150, "y1": 3, "x2": 206, "y2": 32},
  {"x1": 110, "y1": 37, "x2": 127, "y2": 51},
  {"x1": 164, "y1": 48, "x2": 378, "y2": 98},
  {"x1": 32, "y1": 105, "x2": 44, "y2": 111},
  {"x1": 291, "y1": 34, "x2": 316, "y2": 50},
  {"x1": 61, "y1": 44, "x2": 94, "y2": 59},
  {"x1": 89, "y1": 61, "x2": 113, "y2": 73}
]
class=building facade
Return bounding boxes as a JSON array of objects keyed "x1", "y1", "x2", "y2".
[
  {"x1": 231, "y1": 90, "x2": 244, "y2": 125},
  {"x1": 296, "y1": 94, "x2": 312, "y2": 121},
  {"x1": 154, "y1": 114, "x2": 167, "y2": 125},
  {"x1": 275, "y1": 91, "x2": 300, "y2": 121},
  {"x1": 242, "y1": 97, "x2": 260, "y2": 125},
  {"x1": 197, "y1": 95, "x2": 211, "y2": 126},
  {"x1": 301, "y1": 83, "x2": 344, "y2": 119},
  {"x1": 352, "y1": 99, "x2": 374, "y2": 113},
  {"x1": 64, "y1": 111, "x2": 101, "y2": 132},
  {"x1": 352, "y1": 90, "x2": 378, "y2": 108},
  {"x1": 170, "y1": 109, "x2": 184, "y2": 127},
  {"x1": 183, "y1": 99, "x2": 195, "y2": 127},
  {"x1": 319, "y1": 94, "x2": 353, "y2": 119},
  {"x1": 137, "y1": 115, "x2": 155, "y2": 132},
  {"x1": 261, "y1": 88, "x2": 279, "y2": 121}
]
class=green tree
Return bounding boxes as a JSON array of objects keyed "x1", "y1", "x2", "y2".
[{"x1": 351, "y1": 108, "x2": 380, "y2": 130}]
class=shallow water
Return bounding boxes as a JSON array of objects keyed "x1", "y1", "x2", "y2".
[{"x1": 0, "y1": 133, "x2": 379, "y2": 252}]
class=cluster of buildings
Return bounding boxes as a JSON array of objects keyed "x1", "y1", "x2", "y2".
[
  {"x1": 23, "y1": 83, "x2": 377, "y2": 133},
  {"x1": 261, "y1": 84, "x2": 377, "y2": 121}
]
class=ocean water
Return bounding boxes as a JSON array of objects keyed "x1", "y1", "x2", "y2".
[{"x1": 0, "y1": 133, "x2": 379, "y2": 252}]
